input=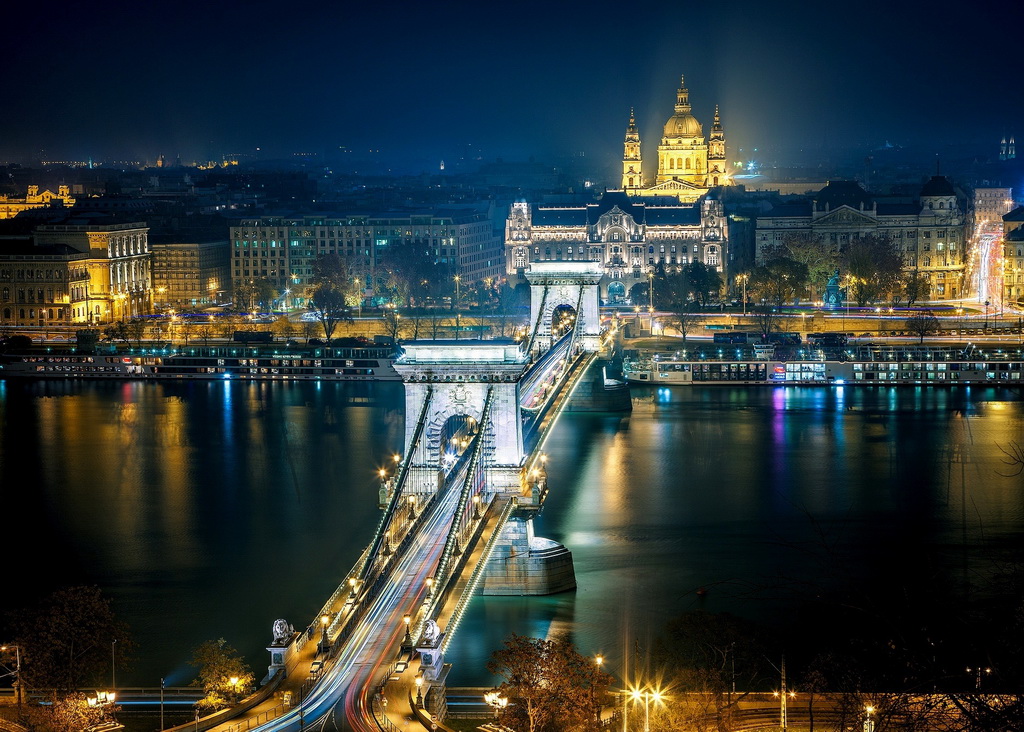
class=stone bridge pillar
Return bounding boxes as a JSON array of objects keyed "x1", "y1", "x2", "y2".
[
  {"x1": 525, "y1": 261, "x2": 604, "y2": 353},
  {"x1": 392, "y1": 340, "x2": 576, "y2": 596},
  {"x1": 393, "y1": 341, "x2": 528, "y2": 498}
]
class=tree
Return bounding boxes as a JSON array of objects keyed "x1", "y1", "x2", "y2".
[
  {"x1": 903, "y1": 270, "x2": 928, "y2": 307},
  {"x1": 652, "y1": 610, "x2": 769, "y2": 730},
  {"x1": 663, "y1": 306, "x2": 699, "y2": 342},
  {"x1": 102, "y1": 321, "x2": 131, "y2": 345},
  {"x1": 309, "y1": 254, "x2": 354, "y2": 342},
  {"x1": 271, "y1": 315, "x2": 297, "y2": 342},
  {"x1": 493, "y1": 281, "x2": 524, "y2": 338},
  {"x1": 23, "y1": 691, "x2": 116, "y2": 732},
  {"x1": 749, "y1": 257, "x2": 808, "y2": 308},
  {"x1": 233, "y1": 278, "x2": 275, "y2": 313},
  {"x1": 7, "y1": 585, "x2": 132, "y2": 692},
  {"x1": 683, "y1": 261, "x2": 722, "y2": 307},
  {"x1": 380, "y1": 307, "x2": 404, "y2": 341},
  {"x1": 843, "y1": 234, "x2": 904, "y2": 306},
  {"x1": 905, "y1": 310, "x2": 940, "y2": 343},
  {"x1": 776, "y1": 233, "x2": 841, "y2": 302},
  {"x1": 486, "y1": 633, "x2": 613, "y2": 732},
  {"x1": 189, "y1": 638, "x2": 254, "y2": 712}
]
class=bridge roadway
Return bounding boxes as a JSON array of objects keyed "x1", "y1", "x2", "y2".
[{"x1": 207, "y1": 336, "x2": 600, "y2": 732}]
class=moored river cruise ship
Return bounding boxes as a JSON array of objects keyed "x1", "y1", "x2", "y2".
[
  {"x1": 0, "y1": 341, "x2": 401, "y2": 381},
  {"x1": 623, "y1": 344, "x2": 1024, "y2": 386}
]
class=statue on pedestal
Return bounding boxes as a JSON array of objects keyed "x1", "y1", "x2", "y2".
[{"x1": 823, "y1": 269, "x2": 843, "y2": 310}]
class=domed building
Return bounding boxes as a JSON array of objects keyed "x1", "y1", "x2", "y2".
[{"x1": 621, "y1": 75, "x2": 730, "y2": 203}]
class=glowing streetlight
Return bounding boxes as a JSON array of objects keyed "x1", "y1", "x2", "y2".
[
  {"x1": 630, "y1": 688, "x2": 662, "y2": 732},
  {"x1": 415, "y1": 675, "x2": 424, "y2": 707},
  {"x1": 403, "y1": 614, "x2": 412, "y2": 643},
  {"x1": 737, "y1": 273, "x2": 749, "y2": 316},
  {"x1": 484, "y1": 691, "x2": 508, "y2": 720}
]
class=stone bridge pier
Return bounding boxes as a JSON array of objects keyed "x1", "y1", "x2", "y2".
[{"x1": 392, "y1": 341, "x2": 575, "y2": 596}]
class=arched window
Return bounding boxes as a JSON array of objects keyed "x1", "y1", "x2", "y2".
[
  {"x1": 648, "y1": 246, "x2": 655, "y2": 254},
  {"x1": 628, "y1": 177, "x2": 634, "y2": 187},
  {"x1": 685, "y1": 158, "x2": 691, "y2": 170},
  {"x1": 669, "y1": 158, "x2": 675, "y2": 170}
]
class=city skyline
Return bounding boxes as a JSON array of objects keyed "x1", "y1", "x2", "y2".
[{"x1": 2, "y1": 0, "x2": 1021, "y2": 171}]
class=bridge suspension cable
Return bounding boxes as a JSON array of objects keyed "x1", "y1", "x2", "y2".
[
  {"x1": 358, "y1": 385, "x2": 434, "y2": 585},
  {"x1": 427, "y1": 385, "x2": 495, "y2": 613},
  {"x1": 440, "y1": 494, "x2": 518, "y2": 653},
  {"x1": 524, "y1": 283, "x2": 550, "y2": 357}
]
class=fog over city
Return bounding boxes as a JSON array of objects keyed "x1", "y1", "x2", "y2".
[{"x1": 3, "y1": 0, "x2": 1021, "y2": 171}]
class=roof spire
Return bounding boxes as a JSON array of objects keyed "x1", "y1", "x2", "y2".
[{"x1": 675, "y1": 74, "x2": 691, "y2": 113}]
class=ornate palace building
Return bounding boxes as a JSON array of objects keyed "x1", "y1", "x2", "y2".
[
  {"x1": 503, "y1": 74, "x2": 730, "y2": 303},
  {"x1": 621, "y1": 75, "x2": 729, "y2": 204},
  {"x1": 755, "y1": 178, "x2": 967, "y2": 301},
  {"x1": 505, "y1": 190, "x2": 727, "y2": 303},
  {"x1": 0, "y1": 217, "x2": 152, "y2": 327}
]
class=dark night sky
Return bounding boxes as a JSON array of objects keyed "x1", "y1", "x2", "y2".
[{"x1": 3, "y1": 0, "x2": 1021, "y2": 171}]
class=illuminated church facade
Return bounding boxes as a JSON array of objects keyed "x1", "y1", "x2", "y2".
[
  {"x1": 503, "y1": 75, "x2": 730, "y2": 302},
  {"x1": 621, "y1": 75, "x2": 729, "y2": 204}
]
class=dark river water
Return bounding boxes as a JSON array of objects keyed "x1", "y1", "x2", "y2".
[{"x1": 3, "y1": 378, "x2": 1023, "y2": 688}]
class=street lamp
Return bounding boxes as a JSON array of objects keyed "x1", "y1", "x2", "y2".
[
  {"x1": 864, "y1": 704, "x2": 875, "y2": 732},
  {"x1": 484, "y1": 691, "x2": 508, "y2": 720},
  {"x1": 415, "y1": 675, "x2": 424, "y2": 707},
  {"x1": 321, "y1": 614, "x2": 330, "y2": 654},
  {"x1": 737, "y1": 273, "x2": 749, "y2": 316},
  {"x1": 453, "y1": 275, "x2": 461, "y2": 310},
  {"x1": 967, "y1": 665, "x2": 992, "y2": 689},
  {"x1": 403, "y1": 614, "x2": 412, "y2": 643},
  {"x1": 630, "y1": 688, "x2": 662, "y2": 732}
]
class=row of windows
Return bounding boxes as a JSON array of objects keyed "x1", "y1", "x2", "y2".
[
  {"x1": 2, "y1": 287, "x2": 62, "y2": 302},
  {"x1": 0, "y1": 269, "x2": 65, "y2": 280}
]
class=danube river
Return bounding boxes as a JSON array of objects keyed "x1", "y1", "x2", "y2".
[{"x1": 3, "y1": 378, "x2": 1023, "y2": 687}]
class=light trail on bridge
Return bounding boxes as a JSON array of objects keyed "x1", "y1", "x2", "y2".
[{"x1": 255, "y1": 461, "x2": 469, "y2": 732}]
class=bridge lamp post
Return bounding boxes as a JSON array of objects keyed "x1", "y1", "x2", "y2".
[
  {"x1": 472, "y1": 494, "x2": 481, "y2": 519},
  {"x1": 320, "y1": 615, "x2": 330, "y2": 654},
  {"x1": 415, "y1": 675, "x2": 424, "y2": 707},
  {"x1": 408, "y1": 493, "x2": 417, "y2": 520},
  {"x1": 425, "y1": 577, "x2": 434, "y2": 596},
  {"x1": 403, "y1": 614, "x2": 412, "y2": 643}
]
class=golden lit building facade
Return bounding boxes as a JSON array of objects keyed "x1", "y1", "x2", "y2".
[
  {"x1": 621, "y1": 75, "x2": 729, "y2": 204},
  {"x1": 0, "y1": 241, "x2": 87, "y2": 328},
  {"x1": 33, "y1": 221, "x2": 153, "y2": 323},
  {"x1": 0, "y1": 185, "x2": 76, "y2": 220},
  {"x1": 505, "y1": 190, "x2": 728, "y2": 303}
]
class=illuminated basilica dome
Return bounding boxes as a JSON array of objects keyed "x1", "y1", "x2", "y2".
[
  {"x1": 663, "y1": 109, "x2": 703, "y2": 138},
  {"x1": 618, "y1": 74, "x2": 729, "y2": 202}
]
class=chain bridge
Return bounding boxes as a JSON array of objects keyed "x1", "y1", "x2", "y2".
[{"x1": 231, "y1": 263, "x2": 625, "y2": 732}]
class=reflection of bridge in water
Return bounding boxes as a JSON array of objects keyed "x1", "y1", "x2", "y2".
[{"x1": 230, "y1": 263, "x2": 627, "y2": 732}]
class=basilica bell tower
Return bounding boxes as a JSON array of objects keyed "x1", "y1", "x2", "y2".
[{"x1": 621, "y1": 108, "x2": 643, "y2": 192}]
